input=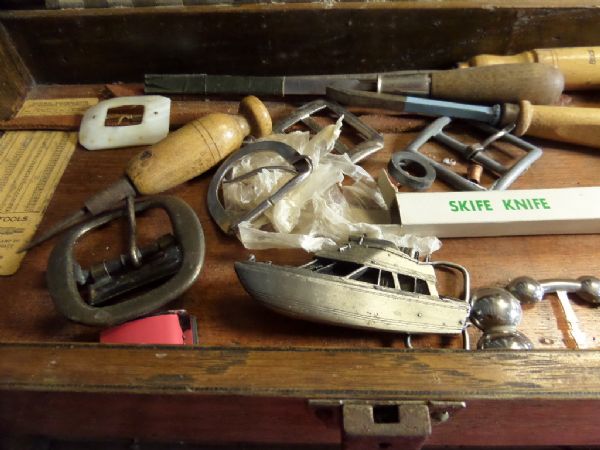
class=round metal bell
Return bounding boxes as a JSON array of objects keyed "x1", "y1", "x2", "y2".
[
  {"x1": 469, "y1": 287, "x2": 522, "y2": 331},
  {"x1": 506, "y1": 276, "x2": 545, "y2": 304},
  {"x1": 477, "y1": 329, "x2": 534, "y2": 350}
]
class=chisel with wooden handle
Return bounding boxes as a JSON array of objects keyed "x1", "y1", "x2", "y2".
[
  {"x1": 146, "y1": 63, "x2": 564, "y2": 105},
  {"x1": 458, "y1": 46, "x2": 600, "y2": 91},
  {"x1": 20, "y1": 95, "x2": 272, "y2": 252},
  {"x1": 327, "y1": 86, "x2": 600, "y2": 148}
]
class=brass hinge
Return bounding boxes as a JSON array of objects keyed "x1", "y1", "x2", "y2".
[{"x1": 309, "y1": 399, "x2": 466, "y2": 450}]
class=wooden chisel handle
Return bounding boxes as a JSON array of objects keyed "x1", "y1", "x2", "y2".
[
  {"x1": 458, "y1": 47, "x2": 600, "y2": 91},
  {"x1": 430, "y1": 63, "x2": 564, "y2": 105},
  {"x1": 126, "y1": 96, "x2": 272, "y2": 195},
  {"x1": 502, "y1": 100, "x2": 600, "y2": 148}
]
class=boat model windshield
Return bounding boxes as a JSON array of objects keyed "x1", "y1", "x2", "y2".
[{"x1": 299, "y1": 257, "x2": 432, "y2": 295}]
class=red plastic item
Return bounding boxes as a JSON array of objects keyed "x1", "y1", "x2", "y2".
[{"x1": 100, "y1": 312, "x2": 197, "y2": 345}]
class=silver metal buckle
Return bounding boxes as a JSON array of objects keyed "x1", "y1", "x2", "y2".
[
  {"x1": 207, "y1": 140, "x2": 313, "y2": 235},
  {"x1": 273, "y1": 99, "x2": 384, "y2": 163},
  {"x1": 390, "y1": 116, "x2": 542, "y2": 191}
]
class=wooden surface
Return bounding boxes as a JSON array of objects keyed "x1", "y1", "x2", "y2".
[
  {"x1": 4, "y1": 344, "x2": 600, "y2": 399},
  {"x1": 0, "y1": 23, "x2": 31, "y2": 120},
  {"x1": 4, "y1": 345, "x2": 600, "y2": 445},
  {"x1": 1, "y1": 83, "x2": 600, "y2": 445},
  {"x1": 1, "y1": 83, "x2": 599, "y2": 351},
  {"x1": 2, "y1": 3, "x2": 600, "y2": 84},
  {"x1": 1, "y1": 4, "x2": 600, "y2": 445}
]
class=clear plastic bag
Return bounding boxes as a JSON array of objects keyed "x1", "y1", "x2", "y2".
[{"x1": 221, "y1": 119, "x2": 441, "y2": 255}]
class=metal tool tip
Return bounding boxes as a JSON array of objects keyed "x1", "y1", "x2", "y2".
[
  {"x1": 17, "y1": 209, "x2": 89, "y2": 253},
  {"x1": 15, "y1": 243, "x2": 30, "y2": 253}
]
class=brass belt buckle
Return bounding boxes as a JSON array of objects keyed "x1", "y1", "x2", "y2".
[{"x1": 46, "y1": 195, "x2": 205, "y2": 326}]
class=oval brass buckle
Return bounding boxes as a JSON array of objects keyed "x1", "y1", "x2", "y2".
[
  {"x1": 207, "y1": 140, "x2": 313, "y2": 234},
  {"x1": 46, "y1": 195, "x2": 205, "y2": 326}
]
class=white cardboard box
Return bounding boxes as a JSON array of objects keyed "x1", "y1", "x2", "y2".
[{"x1": 387, "y1": 185, "x2": 600, "y2": 238}]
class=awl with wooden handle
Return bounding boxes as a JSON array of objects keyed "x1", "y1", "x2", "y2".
[
  {"x1": 20, "y1": 95, "x2": 272, "y2": 252},
  {"x1": 146, "y1": 63, "x2": 564, "y2": 105},
  {"x1": 458, "y1": 46, "x2": 600, "y2": 91},
  {"x1": 327, "y1": 86, "x2": 600, "y2": 148}
]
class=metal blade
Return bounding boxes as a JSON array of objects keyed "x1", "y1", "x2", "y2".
[
  {"x1": 326, "y1": 86, "x2": 502, "y2": 125},
  {"x1": 19, "y1": 177, "x2": 137, "y2": 252},
  {"x1": 18, "y1": 209, "x2": 89, "y2": 253},
  {"x1": 144, "y1": 71, "x2": 438, "y2": 96}
]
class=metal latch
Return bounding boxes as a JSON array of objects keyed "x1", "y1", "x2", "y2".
[{"x1": 310, "y1": 399, "x2": 465, "y2": 450}]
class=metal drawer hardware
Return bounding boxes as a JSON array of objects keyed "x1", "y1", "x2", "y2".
[
  {"x1": 310, "y1": 399, "x2": 465, "y2": 450},
  {"x1": 388, "y1": 116, "x2": 542, "y2": 191},
  {"x1": 273, "y1": 99, "x2": 384, "y2": 163},
  {"x1": 207, "y1": 140, "x2": 313, "y2": 235},
  {"x1": 46, "y1": 196, "x2": 205, "y2": 327}
]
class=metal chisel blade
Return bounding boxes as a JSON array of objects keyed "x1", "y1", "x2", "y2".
[{"x1": 326, "y1": 86, "x2": 502, "y2": 125}]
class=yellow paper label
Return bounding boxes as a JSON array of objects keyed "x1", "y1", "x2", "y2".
[
  {"x1": 0, "y1": 131, "x2": 77, "y2": 275},
  {"x1": 16, "y1": 98, "x2": 98, "y2": 118}
]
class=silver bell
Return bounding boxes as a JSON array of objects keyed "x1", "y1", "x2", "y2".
[
  {"x1": 470, "y1": 287, "x2": 522, "y2": 331},
  {"x1": 506, "y1": 276, "x2": 544, "y2": 304},
  {"x1": 477, "y1": 329, "x2": 534, "y2": 350}
]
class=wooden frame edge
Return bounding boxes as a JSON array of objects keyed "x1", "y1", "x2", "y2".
[{"x1": 2, "y1": 343, "x2": 600, "y2": 400}]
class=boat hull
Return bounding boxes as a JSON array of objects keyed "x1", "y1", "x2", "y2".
[{"x1": 235, "y1": 261, "x2": 470, "y2": 334}]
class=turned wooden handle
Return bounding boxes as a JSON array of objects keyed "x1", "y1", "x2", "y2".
[
  {"x1": 458, "y1": 47, "x2": 600, "y2": 91},
  {"x1": 126, "y1": 96, "x2": 272, "y2": 195},
  {"x1": 431, "y1": 63, "x2": 564, "y2": 105},
  {"x1": 511, "y1": 100, "x2": 600, "y2": 148}
]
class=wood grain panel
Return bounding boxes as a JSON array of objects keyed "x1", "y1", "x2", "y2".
[
  {"x1": 0, "y1": 4, "x2": 599, "y2": 446},
  {"x1": 2, "y1": 388, "x2": 600, "y2": 446},
  {"x1": 0, "y1": 24, "x2": 31, "y2": 119},
  {"x1": 0, "y1": 86, "x2": 599, "y2": 350},
  {"x1": 0, "y1": 391, "x2": 340, "y2": 445},
  {"x1": 2, "y1": 4, "x2": 600, "y2": 84},
  {"x1": 3, "y1": 345, "x2": 600, "y2": 445},
  {"x1": 2, "y1": 344, "x2": 600, "y2": 399}
]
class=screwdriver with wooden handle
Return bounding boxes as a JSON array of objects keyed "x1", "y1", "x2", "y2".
[
  {"x1": 327, "y1": 87, "x2": 600, "y2": 149},
  {"x1": 457, "y1": 46, "x2": 600, "y2": 91},
  {"x1": 20, "y1": 95, "x2": 272, "y2": 252}
]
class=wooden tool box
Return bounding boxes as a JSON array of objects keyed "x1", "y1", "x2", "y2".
[{"x1": 2, "y1": 2, "x2": 600, "y2": 448}]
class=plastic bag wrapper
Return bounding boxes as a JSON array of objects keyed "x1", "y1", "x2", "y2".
[{"x1": 221, "y1": 118, "x2": 441, "y2": 256}]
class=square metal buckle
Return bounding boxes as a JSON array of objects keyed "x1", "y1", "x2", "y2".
[
  {"x1": 396, "y1": 116, "x2": 542, "y2": 191},
  {"x1": 273, "y1": 99, "x2": 384, "y2": 163}
]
